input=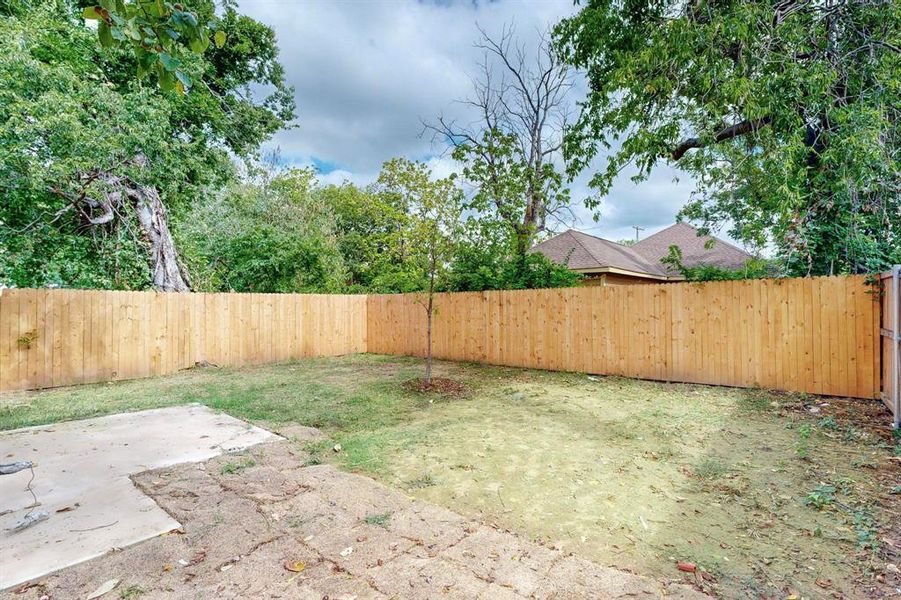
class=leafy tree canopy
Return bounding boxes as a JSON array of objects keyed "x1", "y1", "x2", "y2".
[
  {"x1": 556, "y1": 0, "x2": 901, "y2": 276},
  {"x1": 0, "y1": 0, "x2": 295, "y2": 289}
]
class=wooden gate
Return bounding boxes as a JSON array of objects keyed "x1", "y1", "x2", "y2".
[{"x1": 881, "y1": 267, "x2": 901, "y2": 428}]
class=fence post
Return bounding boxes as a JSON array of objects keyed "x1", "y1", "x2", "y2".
[{"x1": 893, "y1": 266, "x2": 901, "y2": 429}]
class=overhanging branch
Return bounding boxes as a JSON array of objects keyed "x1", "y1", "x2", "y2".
[{"x1": 671, "y1": 117, "x2": 772, "y2": 160}]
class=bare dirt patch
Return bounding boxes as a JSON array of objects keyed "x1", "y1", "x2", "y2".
[{"x1": 402, "y1": 376, "x2": 467, "y2": 397}]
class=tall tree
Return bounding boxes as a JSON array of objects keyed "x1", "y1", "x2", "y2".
[
  {"x1": 0, "y1": 0, "x2": 294, "y2": 290},
  {"x1": 426, "y1": 24, "x2": 573, "y2": 257},
  {"x1": 375, "y1": 159, "x2": 463, "y2": 384},
  {"x1": 555, "y1": 0, "x2": 900, "y2": 275}
]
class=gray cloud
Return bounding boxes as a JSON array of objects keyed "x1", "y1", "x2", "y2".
[{"x1": 238, "y1": 0, "x2": 737, "y2": 248}]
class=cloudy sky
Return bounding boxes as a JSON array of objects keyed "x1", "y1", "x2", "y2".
[{"x1": 238, "y1": 0, "x2": 698, "y2": 244}]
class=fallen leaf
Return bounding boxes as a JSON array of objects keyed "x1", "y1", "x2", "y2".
[
  {"x1": 283, "y1": 560, "x2": 306, "y2": 572},
  {"x1": 85, "y1": 578, "x2": 119, "y2": 599},
  {"x1": 188, "y1": 549, "x2": 207, "y2": 566}
]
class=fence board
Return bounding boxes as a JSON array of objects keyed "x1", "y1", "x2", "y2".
[{"x1": 367, "y1": 275, "x2": 881, "y2": 399}]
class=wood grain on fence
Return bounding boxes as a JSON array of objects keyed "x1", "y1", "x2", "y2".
[
  {"x1": 0, "y1": 289, "x2": 367, "y2": 392},
  {"x1": 367, "y1": 275, "x2": 881, "y2": 399}
]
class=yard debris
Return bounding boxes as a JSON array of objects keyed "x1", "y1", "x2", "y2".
[
  {"x1": 0, "y1": 461, "x2": 33, "y2": 475},
  {"x1": 676, "y1": 561, "x2": 697, "y2": 573},
  {"x1": 55, "y1": 504, "x2": 79, "y2": 513},
  {"x1": 10, "y1": 510, "x2": 49, "y2": 533},
  {"x1": 85, "y1": 578, "x2": 119, "y2": 599},
  {"x1": 339, "y1": 547, "x2": 354, "y2": 557},
  {"x1": 333, "y1": 443, "x2": 342, "y2": 453},
  {"x1": 283, "y1": 560, "x2": 306, "y2": 572}
]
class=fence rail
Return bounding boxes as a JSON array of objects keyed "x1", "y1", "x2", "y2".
[
  {"x1": 0, "y1": 275, "x2": 887, "y2": 400},
  {"x1": 0, "y1": 289, "x2": 367, "y2": 392},
  {"x1": 369, "y1": 275, "x2": 881, "y2": 399}
]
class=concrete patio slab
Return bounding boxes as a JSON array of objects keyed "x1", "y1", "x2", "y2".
[{"x1": 0, "y1": 405, "x2": 277, "y2": 590}]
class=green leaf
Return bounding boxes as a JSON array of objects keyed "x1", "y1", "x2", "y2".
[
  {"x1": 98, "y1": 21, "x2": 114, "y2": 47},
  {"x1": 158, "y1": 51, "x2": 180, "y2": 71},
  {"x1": 82, "y1": 6, "x2": 103, "y2": 20},
  {"x1": 189, "y1": 35, "x2": 209, "y2": 53},
  {"x1": 214, "y1": 30, "x2": 226, "y2": 48},
  {"x1": 157, "y1": 66, "x2": 176, "y2": 91}
]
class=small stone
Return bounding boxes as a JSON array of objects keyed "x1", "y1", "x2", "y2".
[{"x1": 333, "y1": 444, "x2": 342, "y2": 453}]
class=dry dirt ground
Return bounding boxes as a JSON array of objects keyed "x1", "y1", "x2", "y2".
[{"x1": 4, "y1": 427, "x2": 707, "y2": 600}]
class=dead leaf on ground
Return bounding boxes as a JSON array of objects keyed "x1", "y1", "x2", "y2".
[
  {"x1": 283, "y1": 560, "x2": 306, "y2": 572},
  {"x1": 85, "y1": 578, "x2": 119, "y2": 599}
]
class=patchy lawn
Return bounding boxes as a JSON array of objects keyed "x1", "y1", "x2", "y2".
[{"x1": 2, "y1": 354, "x2": 898, "y2": 598}]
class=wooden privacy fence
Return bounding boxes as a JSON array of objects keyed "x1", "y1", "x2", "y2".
[
  {"x1": 0, "y1": 289, "x2": 366, "y2": 392},
  {"x1": 368, "y1": 275, "x2": 881, "y2": 400},
  {"x1": 0, "y1": 275, "x2": 889, "y2": 401}
]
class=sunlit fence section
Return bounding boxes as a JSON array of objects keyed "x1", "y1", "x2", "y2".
[
  {"x1": 0, "y1": 289, "x2": 367, "y2": 392},
  {"x1": 368, "y1": 275, "x2": 881, "y2": 400}
]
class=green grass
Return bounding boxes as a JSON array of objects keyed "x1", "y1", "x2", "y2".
[
  {"x1": 219, "y1": 456, "x2": 256, "y2": 475},
  {"x1": 363, "y1": 511, "x2": 392, "y2": 527},
  {"x1": 0, "y1": 354, "x2": 425, "y2": 433}
]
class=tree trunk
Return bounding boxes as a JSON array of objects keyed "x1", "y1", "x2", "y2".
[
  {"x1": 425, "y1": 264, "x2": 435, "y2": 385},
  {"x1": 127, "y1": 183, "x2": 191, "y2": 292}
]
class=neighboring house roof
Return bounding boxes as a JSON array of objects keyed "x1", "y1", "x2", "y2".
[
  {"x1": 632, "y1": 223, "x2": 754, "y2": 272},
  {"x1": 530, "y1": 229, "x2": 670, "y2": 278},
  {"x1": 531, "y1": 223, "x2": 754, "y2": 280}
]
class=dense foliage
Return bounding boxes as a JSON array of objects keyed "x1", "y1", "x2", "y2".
[
  {"x1": 556, "y1": 0, "x2": 901, "y2": 276},
  {"x1": 0, "y1": 0, "x2": 294, "y2": 289},
  {"x1": 448, "y1": 220, "x2": 582, "y2": 291},
  {"x1": 180, "y1": 167, "x2": 346, "y2": 293}
]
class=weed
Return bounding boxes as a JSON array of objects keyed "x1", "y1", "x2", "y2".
[
  {"x1": 795, "y1": 423, "x2": 812, "y2": 459},
  {"x1": 803, "y1": 484, "x2": 836, "y2": 510},
  {"x1": 693, "y1": 457, "x2": 729, "y2": 480},
  {"x1": 363, "y1": 512, "x2": 392, "y2": 527},
  {"x1": 405, "y1": 473, "x2": 436, "y2": 489},
  {"x1": 818, "y1": 416, "x2": 839, "y2": 430},
  {"x1": 852, "y1": 510, "x2": 879, "y2": 552},
  {"x1": 219, "y1": 456, "x2": 255, "y2": 475},
  {"x1": 119, "y1": 585, "x2": 145, "y2": 599}
]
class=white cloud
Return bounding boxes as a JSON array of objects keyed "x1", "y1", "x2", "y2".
[{"x1": 238, "y1": 0, "x2": 734, "y2": 247}]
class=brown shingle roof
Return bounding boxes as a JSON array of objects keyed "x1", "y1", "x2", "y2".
[
  {"x1": 632, "y1": 223, "x2": 754, "y2": 273},
  {"x1": 531, "y1": 223, "x2": 754, "y2": 279},
  {"x1": 530, "y1": 230, "x2": 668, "y2": 276}
]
